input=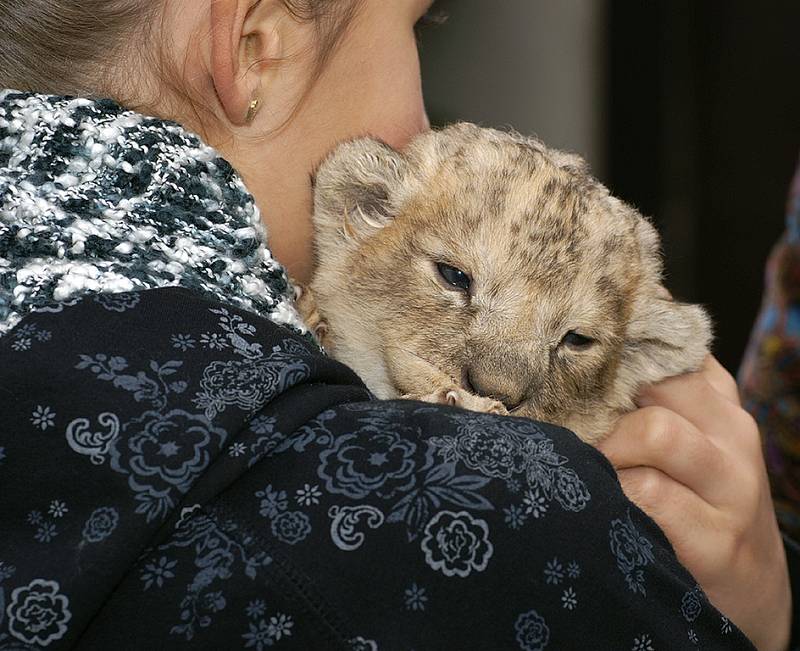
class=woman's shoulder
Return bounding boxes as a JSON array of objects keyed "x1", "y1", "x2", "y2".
[
  {"x1": 0, "y1": 287, "x2": 756, "y2": 650},
  {"x1": 0, "y1": 285, "x2": 342, "y2": 647}
]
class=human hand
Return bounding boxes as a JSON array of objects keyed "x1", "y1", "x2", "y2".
[{"x1": 598, "y1": 356, "x2": 791, "y2": 651}]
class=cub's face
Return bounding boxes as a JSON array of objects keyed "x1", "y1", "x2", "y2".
[{"x1": 310, "y1": 124, "x2": 710, "y2": 441}]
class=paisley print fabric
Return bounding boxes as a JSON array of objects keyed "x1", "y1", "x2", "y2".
[{"x1": 0, "y1": 287, "x2": 765, "y2": 649}]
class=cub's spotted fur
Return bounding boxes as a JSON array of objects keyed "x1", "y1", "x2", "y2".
[{"x1": 298, "y1": 123, "x2": 711, "y2": 443}]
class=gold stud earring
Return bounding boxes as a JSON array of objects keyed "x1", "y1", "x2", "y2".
[{"x1": 245, "y1": 97, "x2": 261, "y2": 124}]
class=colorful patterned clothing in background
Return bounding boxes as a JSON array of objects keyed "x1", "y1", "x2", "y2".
[{"x1": 740, "y1": 157, "x2": 800, "y2": 540}]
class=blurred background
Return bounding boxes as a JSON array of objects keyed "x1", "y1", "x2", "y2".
[{"x1": 417, "y1": 0, "x2": 800, "y2": 373}]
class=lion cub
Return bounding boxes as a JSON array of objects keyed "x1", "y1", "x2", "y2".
[{"x1": 297, "y1": 123, "x2": 711, "y2": 443}]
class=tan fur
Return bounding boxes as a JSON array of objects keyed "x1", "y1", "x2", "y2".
[{"x1": 299, "y1": 123, "x2": 712, "y2": 443}]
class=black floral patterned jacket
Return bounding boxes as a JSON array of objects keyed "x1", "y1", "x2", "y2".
[{"x1": 0, "y1": 91, "x2": 793, "y2": 650}]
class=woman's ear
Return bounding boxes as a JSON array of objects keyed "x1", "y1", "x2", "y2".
[{"x1": 209, "y1": 0, "x2": 286, "y2": 126}]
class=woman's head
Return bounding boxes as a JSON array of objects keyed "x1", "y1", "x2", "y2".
[{"x1": 0, "y1": 0, "x2": 433, "y2": 280}]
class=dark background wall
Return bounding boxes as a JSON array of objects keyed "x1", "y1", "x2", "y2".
[{"x1": 418, "y1": 0, "x2": 800, "y2": 373}]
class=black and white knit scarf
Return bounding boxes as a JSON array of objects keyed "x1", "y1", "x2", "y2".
[{"x1": 0, "y1": 90, "x2": 305, "y2": 336}]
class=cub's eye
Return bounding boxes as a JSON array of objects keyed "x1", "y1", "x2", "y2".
[
  {"x1": 561, "y1": 331, "x2": 595, "y2": 350},
  {"x1": 436, "y1": 262, "x2": 471, "y2": 292}
]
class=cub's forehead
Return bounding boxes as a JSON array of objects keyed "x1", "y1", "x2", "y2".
[
  {"x1": 418, "y1": 130, "x2": 543, "y2": 185},
  {"x1": 411, "y1": 132, "x2": 589, "y2": 215},
  {"x1": 395, "y1": 126, "x2": 647, "y2": 318},
  {"x1": 410, "y1": 144, "x2": 627, "y2": 251},
  {"x1": 402, "y1": 132, "x2": 641, "y2": 294}
]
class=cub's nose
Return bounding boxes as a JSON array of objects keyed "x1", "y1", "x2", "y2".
[{"x1": 463, "y1": 367, "x2": 525, "y2": 411}]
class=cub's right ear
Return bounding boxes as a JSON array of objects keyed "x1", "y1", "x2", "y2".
[{"x1": 312, "y1": 137, "x2": 409, "y2": 242}]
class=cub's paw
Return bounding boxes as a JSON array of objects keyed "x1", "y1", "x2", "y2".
[
  {"x1": 293, "y1": 282, "x2": 329, "y2": 346},
  {"x1": 410, "y1": 387, "x2": 509, "y2": 416}
]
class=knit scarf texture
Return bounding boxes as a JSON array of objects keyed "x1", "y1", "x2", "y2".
[{"x1": 0, "y1": 90, "x2": 304, "y2": 336}]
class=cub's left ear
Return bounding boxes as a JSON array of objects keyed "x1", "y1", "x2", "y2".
[
  {"x1": 311, "y1": 137, "x2": 409, "y2": 243},
  {"x1": 615, "y1": 211, "x2": 713, "y2": 397},
  {"x1": 618, "y1": 293, "x2": 713, "y2": 397}
]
